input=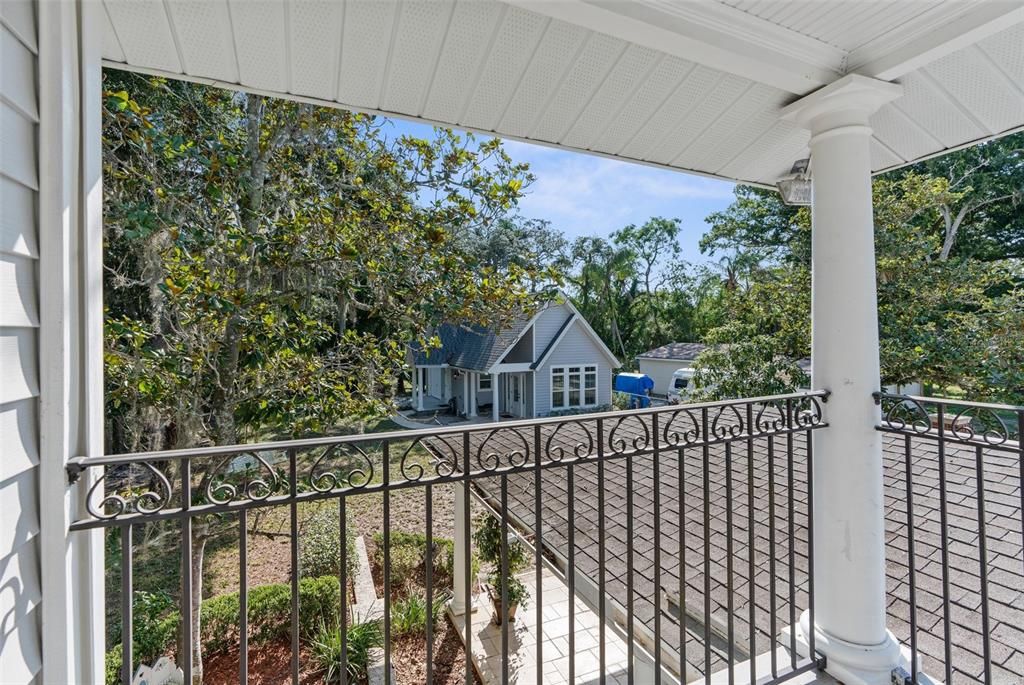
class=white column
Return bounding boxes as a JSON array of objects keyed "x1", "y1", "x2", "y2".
[
  {"x1": 468, "y1": 373, "x2": 477, "y2": 418},
  {"x1": 781, "y1": 75, "x2": 907, "y2": 685},
  {"x1": 416, "y1": 368, "x2": 424, "y2": 411},
  {"x1": 450, "y1": 483, "x2": 470, "y2": 615},
  {"x1": 462, "y1": 372, "x2": 469, "y2": 416},
  {"x1": 491, "y1": 372, "x2": 500, "y2": 422}
]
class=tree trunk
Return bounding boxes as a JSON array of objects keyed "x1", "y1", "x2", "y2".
[{"x1": 182, "y1": 523, "x2": 208, "y2": 684}]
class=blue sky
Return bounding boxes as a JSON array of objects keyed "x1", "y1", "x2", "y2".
[{"x1": 382, "y1": 117, "x2": 738, "y2": 264}]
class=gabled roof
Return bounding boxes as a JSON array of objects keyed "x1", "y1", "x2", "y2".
[
  {"x1": 412, "y1": 293, "x2": 621, "y2": 372},
  {"x1": 638, "y1": 342, "x2": 708, "y2": 362},
  {"x1": 410, "y1": 311, "x2": 533, "y2": 372},
  {"x1": 639, "y1": 342, "x2": 811, "y2": 371}
]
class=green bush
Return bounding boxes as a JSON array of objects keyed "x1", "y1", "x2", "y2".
[
  {"x1": 371, "y1": 531, "x2": 467, "y2": 589},
  {"x1": 473, "y1": 514, "x2": 531, "y2": 610},
  {"x1": 201, "y1": 574, "x2": 341, "y2": 653},
  {"x1": 390, "y1": 592, "x2": 448, "y2": 637},
  {"x1": 310, "y1": 616, "x2": 383, "y2": 683},
  {"x1": 104, "y1": 590, "x2": 179, "y2": 684},
  {"x1": 299, "y1": 507, "x2": 358, "y2": 580}
]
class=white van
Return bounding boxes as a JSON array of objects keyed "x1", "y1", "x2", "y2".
[{"x1": 667, "y1": 367, "x2": 695, "y2": 404}]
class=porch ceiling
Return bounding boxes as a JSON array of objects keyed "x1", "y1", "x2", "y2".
[{"x1": 99, "y1": 0, "x2": 1024, "y2": 187}]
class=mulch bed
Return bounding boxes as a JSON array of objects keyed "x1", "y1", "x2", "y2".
[{"x1": 202, "y1": 638, "x2": 321, "y2": 685}]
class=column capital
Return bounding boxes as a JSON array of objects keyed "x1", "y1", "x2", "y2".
[{"x1": 781, "y1": 74, "x2": 902, "y2": 136}]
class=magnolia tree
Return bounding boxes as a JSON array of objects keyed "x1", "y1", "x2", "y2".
[{"x1": 103, "y1": 72, "x2": 536, "y2": 681}]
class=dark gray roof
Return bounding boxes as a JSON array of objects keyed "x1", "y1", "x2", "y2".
[
  {"x1": 452, "y1": 421, "x2": 1021, "y2": 682},
  {"x1": 638, "y1": 342, "x2": 708, "y2": 361},
  {"x1": 639, "y1": 342, "x2": 812, "y2": 372},
  {"x1": 411, "y1": 312, "x2": 533, "y2": 372}
]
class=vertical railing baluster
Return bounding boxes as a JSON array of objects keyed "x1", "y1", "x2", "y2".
[
  {"x1": 289, "y1": 449, "x2": 300, "y2": 685},
  {"x1": 181, "y1": 459, "x2": 193, "y2": 685},
  {"x1": 767, "y1": 434, "x2": 777, "y2": 680},
  {"x1": 383, "y1": 443, "x2": 392, "y2": 682},
  {"x1": 786, "y1": 400, "x2": 796, "y2": 671},
  {"x1": 463, "y1": 432, "x2": 473, "y2": 685},
  {"x1": 533, "y1": 424, "x2": 543, "y2": 685},
  {"x1": 702, "y1": 408, "x2": 712, "y2": 683},
  {"x1": 975, "y1": 443, "x2": 992, "y2": 685},
  {"x1": 567, "y1": 451, "x2": 576, "y2": 685},
  {"x1": 121, "y1": 523, "x2": 133, "y2": 685},
  {"x1": 904, "y1": 435, "x2": 918, "y2": 683},
  {"x1": 340, "y1": 496, "x2": 348, "y2": 685},
  {"x1": 936, "y1": 404, "x2": 953, "y2": 685},
  {"x1": 746, "y1": 404, "x2": 756, "y2": 684},
  {"x1": 678, "y1": 446, "x2": 687, "y2": 676},
  {"x1": 500, "y1": 473, "x2": 510, "y2": 685},
  {"x1": 597, "y1": 417, "x2": 607, "y2": 685},
  {"x1": 425, "y1": 484, "x2": 433, "y2": 685},
  {"x1": 804, "y1": 422, "x2": 816, "y2": 663},
  {"x1": 725, "y1": 441, "x2": 735, "y2": 685},
  {"x1": 1017, "y1": 410, "x2": 1023, "y2": 581},
  {"x1": 239, "y1": 509, "x2": 248, "y2": 685},
  {"x1": 626, "y1": 425, "x2": 636, "y2": 683},
  {"x1": 653, "y1": 413, "x2": 662, "y2": 685}
]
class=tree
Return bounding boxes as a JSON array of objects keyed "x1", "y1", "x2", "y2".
[
  {"x1": 896, "y1": 132, "x2": 1024, "y2": 261},
  {"x1": 103, "y1": 72, "x2": 535, "y2": 680},
  {"x1": 694, "y1": 174, "x2": 1024, "y2": 404}
]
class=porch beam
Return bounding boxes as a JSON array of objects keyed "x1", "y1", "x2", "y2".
[
  {"x1": 850, "y1": 2, "x2": 1024, "y2": 81},
  {"x1": 506, "y1": 0, "x2": 842, "y2": 94},
  {"x1": 781, "y1": 74, "x2": 909, "y2": 685}
]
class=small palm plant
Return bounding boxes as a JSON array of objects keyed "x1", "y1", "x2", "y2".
[
  {"x1": 310, "y1": 615, "x2": 383, "y2": 683},
  {"x1": 473, "y1": 514, "x2": 530, "y2": 624}
]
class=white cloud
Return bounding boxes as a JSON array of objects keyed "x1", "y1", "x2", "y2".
[{"x1": 502, "y1": 140, "x2": 735, "y2": 237}]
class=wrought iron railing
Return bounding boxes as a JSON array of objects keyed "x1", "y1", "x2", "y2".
[
  {"x1": 876, "y1": 392, "x2": 1024, "y2": 685},
  {"x1": 68, "y1": 390, "x2": 829, "y2": 685}
]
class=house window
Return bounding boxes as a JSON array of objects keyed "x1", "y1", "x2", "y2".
[
  {"x1": 551, "y1": 365, "x2": 598, "y2": 409},
  {"x1": 478, "y1": 374, "x2": 492, "y2": 391}
]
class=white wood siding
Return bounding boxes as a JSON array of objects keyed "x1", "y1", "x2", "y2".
[
  {"x1": 0, "y1": 2, "x2": 42, "y2": 682},
  {"x1": 532, "y1": 302, "x2": 571, "y2": 352},
  {"x1": 536, "y1": 320, "x2": 614, "y2": 416}
]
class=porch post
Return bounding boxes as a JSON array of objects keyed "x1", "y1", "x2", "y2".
[
  {"x1": 491, "y1": 372, "x2": 500, "y2": 421},
  {"x1": 450, "y1": 483, "x2": 469, "y2": 615},
  {"x1": 781, "y1": 75, "x2": 907, "y2": 685},
  {"x1": 468, "y1": 373, "x2": 477, "y2": 418},
  {"x1": 462, "y1": 372, "x2": 469, "y2": 416},
  {"x1": 416, "y1": 368, "x2": 424, "y2": 411}
]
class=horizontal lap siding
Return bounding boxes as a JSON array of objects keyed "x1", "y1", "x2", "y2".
[
  {"x1": 0, "y1": 3, "x2": 42, "y2": 683},
  {"x1": 536, "y1": 321, "x2": 613, "y2": 416}
]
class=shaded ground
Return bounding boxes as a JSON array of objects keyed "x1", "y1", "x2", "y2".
[{"x1": 203, "y1": 639, "x2": 320, "y2": 685}]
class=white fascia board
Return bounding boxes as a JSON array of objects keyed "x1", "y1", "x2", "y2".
[
  {"x1": 506, "y1": 0, "x2": 844, "y2": 94},
  {"x1": 850, "y1": 2, "x2": 1024, "y2": 81},
  {"x1": 491, "y1": 362, "x2": 533, "y2": 372}
]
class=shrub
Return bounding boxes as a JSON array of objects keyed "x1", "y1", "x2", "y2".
[
  {"x1": 370, "y1": 531, "x2": 469, "y2": 589},
  {"x1": 310, "y1": 616, "x2": 383, "y2": 683},
  {"x1": 104, "y1": 590, "x2": 179, "y2": 684},
  {"x1": 299, "y1": 507, "x2": 358, "y2": 580},
  {"x1": 390, "y1": 593, "x2": 448, "y2": 637}
]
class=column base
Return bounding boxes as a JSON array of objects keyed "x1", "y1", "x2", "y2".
[
  {"x1": 446, "y1": 597, "x2": 478, "y2": 618},
  {"x1": 783, "y1": 611, "x2": 938, "y2": 685}
]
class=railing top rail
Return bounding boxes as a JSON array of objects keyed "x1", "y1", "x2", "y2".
[
  {"x1": 68, "y1": 389, "x2": 829, "y2": 470},
  {"x1": 873, "y1": 391, "x2": 1024, "y2": 414}
]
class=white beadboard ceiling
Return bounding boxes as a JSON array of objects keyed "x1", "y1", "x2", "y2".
[{"x1": 99, "y1": 0, "x2": 1024, "y2": 188}]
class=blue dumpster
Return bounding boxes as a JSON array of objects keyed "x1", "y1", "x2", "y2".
[{"x1": 614, "y1": 372, "x2": 654, "y2": 409}]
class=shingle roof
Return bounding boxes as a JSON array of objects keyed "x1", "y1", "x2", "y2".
[
  {"x1": 638, "y1": 342, "x2": 708, "y2": 362},
  {"x1": 410, "y1": 312, "x2": 533, "y2": 372},
  {"x1": 638, "y1": 342, "x2": 813, "y2": 373},
  {"x1": 451, "y1": 420, "x2": 1022, "y2": 682}
]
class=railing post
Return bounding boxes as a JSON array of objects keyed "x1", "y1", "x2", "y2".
[
  {"x1": 781, "y1": 75, "x2": 907, "y2": 684},
  {"x1": 451, "y1": 471, "x2": 470, "y2": 615}
]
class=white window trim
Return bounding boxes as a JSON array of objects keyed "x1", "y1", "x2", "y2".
[
  {"x1": 550, "y1": 364, "x2": 599, "y2": 410},
  {"x1": 478, "y1": 373, "x2": 492, "y2": 391}
]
